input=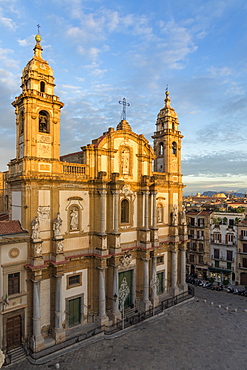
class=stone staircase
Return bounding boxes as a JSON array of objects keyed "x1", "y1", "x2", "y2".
[{"x1": 7, "y1": 346, "x2": 26, "y2": 366}]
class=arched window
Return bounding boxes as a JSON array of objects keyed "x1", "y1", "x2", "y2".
[
  {"x1": 40, "y1": 81, "x2": 45, "y2": 93},
  {"x1": 39, "y1": 110, "x2": 49, "y2": 133},
  {"x1": 159, "y1": 142, "x2": 164, "y2": 155},
  {"x1": 172, "y1": 142, "x2": 177, "y2": 155},
  {"x1": 121, "y1": 199, "x2": 129, "y2": 223}
]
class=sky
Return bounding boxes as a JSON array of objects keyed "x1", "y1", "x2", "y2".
[{"x1": 0, "y1": 0, "x2": 247, "y2": 195}]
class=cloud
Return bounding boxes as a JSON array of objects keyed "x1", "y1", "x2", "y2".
[
  {"x1": 0, "y1": 14, "x2": 16, "y2": 30},
  {"x1": 183, "y1": 151, "x2": 247, "y2": 177}
]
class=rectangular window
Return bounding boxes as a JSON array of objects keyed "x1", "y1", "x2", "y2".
[
  {"x1": 69, "y1": 275, "x2": 80, "y2": 286},
  {"x1": 227, "y1": 262, "x2": 232, "y2": 270},
  {"x1": 199, "y1": 243, "x2": 203, "y2": 252},
  {"x1": 241, "y1": 230, "x2": 247, "y2": 240},
  {"x1": 215, "y1": 260, "x2": 219, "y2": 268},
  {"x1": 199, "y1": 255, "x2": 204, "y2": 264},
  {"x1": 198, "y1": 218, "x2": 204, "y2": 227},
  {"x1": 157, "y1": 256, "x2": 164, "y2": 265},
  {"x1": 67, "y1": 273, "x2": 82, "y2": 289},
  {"x1": 243, "y1": 243, "x2": 247, "y2": 253},
  {"x1": 243, "y1": 258, "x2": 247, "y2": 268},
  {"x1": 189, "y1": 218, "x2": 195, "y2": 226},
  {"x1": 229, "y1": 219, "x2": 234, "y2": 226},
  {"x1": 190, "y1": 254, "x2": 194, "y2": 263},
  {"x1": 214, "y1": 249, "x2": 219, "y2": 259},
  {"x1": 227, "y1": 250, "x2": 233, "y2": 261},
  {"x1": 213, "y1": 233, "x2": 221, "y2": 243},
  {"x1": 157, "y1": 272, "x2": 164, "y2": 295},
  {"x1": 8, "y1": 272, "x2": 20, "y2": 295}
]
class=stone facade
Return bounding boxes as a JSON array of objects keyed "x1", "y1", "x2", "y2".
[
  {"x1": 0, "y1": 221, "x2": 29, "y2": 352},
  {"x1": 2, "y1": 35, "x2": 188, "y2": 353}
]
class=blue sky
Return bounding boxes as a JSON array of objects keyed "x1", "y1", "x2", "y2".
[{"x1": 1, "y1": 0, "x2": 247, "y2": 194}]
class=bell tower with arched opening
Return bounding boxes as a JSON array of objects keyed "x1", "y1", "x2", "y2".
[
  {"x1": 152, "y1": 90, "x2": 183, "y2": 176},
  {"x1": 11, "y1": 33, "x2": 64, "y2": 167}
]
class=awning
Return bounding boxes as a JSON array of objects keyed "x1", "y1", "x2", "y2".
[{"x1": 208, "y1": 267, "x2": 232, "y2": 274}]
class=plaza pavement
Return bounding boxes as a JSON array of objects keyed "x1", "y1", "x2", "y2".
[{"x1": 6, "y1": 287, "x2": 247, "y2": 370}]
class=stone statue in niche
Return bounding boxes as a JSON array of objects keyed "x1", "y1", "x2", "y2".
[
  {"x1": 157, "y1": 205, "x2": 163, "y2": 223},
  {"x1": 122, "y1": 148, "x2": 130, "y2": 174},
  {"x1": 180, "y1": 210, "x2": 186, "y2": 225},
  {"x1": 31, "y1": 216, "x2": 40, "y2": 240},
  {"x1": 70, "y1": 207, "x2": 79, "y2": 230},
  {"x1": 171, "y1": 205, "x2": 178, "y2": 225},
  {"x1": 53, "y1": 212, "x2": 63, "y2": 237}
]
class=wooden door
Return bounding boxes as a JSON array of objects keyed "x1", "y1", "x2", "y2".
[
  {"x1": 6, "y1": 315, "x2": 21, "y2": 349},
  {"x1": 69, "y1": 297, "x2": 81, "y2": 327}
]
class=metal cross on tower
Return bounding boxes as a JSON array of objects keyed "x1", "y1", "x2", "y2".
[
  {"x1": 37, "y1": 24, "x2": 41, "y2": 34},
  {"x1": 119, "y1": 98, "x2": 130, "y2": 121}
]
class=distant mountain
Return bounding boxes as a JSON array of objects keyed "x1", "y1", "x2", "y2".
[{"x1": 201, "y1": 191, "x2": 245, "y2": 198}]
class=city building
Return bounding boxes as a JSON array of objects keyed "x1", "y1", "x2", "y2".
[
  {"x1": 236, "y1": 216, "x2": 247, "y2": 285},
  {"x1": 209, "y1": 212, "x2": 245, "y2": 284},
  {"x1": 186, "y1": 210, "x2": 212, "y2": 279},
  {"x1": 0, "y1": 34, "x2": 188, "y2": 353},
  {"x1": 0, "y1": 221, "x2": 29, "y2": 351},
  {"x1": 186, "y1": 210, "x2": 245, "y2": 285}
]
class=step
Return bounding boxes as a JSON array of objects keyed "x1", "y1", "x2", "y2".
[{"x1": 7, "y1": 346, "x2": 26, "y2": 365}]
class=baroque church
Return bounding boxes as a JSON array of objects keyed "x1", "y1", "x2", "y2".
[{"x1": 0, "y1": 33, "x2": 188, "y2": 353}]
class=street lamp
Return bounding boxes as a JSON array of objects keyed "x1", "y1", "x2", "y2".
[
  {"x1": 119, "y1": 277, "x2": 130, "y2": 330},
  {"x1": 150, "y1": 272, "x2": 159, "y2": 316}
]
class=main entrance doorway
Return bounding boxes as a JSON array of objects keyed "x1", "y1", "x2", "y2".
[
  {"x1": 6, "y1": 315, "x2": 21, "y2": 349},
  {"x1": 119, "y1": 270, "x2": 133, "y2": 308},
  {"x1": 68, "y1": 297, "x2": 81, "y2": 327}
]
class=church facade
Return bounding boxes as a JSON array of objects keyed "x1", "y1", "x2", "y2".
[{"x1": 1, "y1": 34, "x2": 188, "y2": 353}]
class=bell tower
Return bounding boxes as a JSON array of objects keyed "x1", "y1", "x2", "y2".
[
  {"x1": 152, "y1": 90, "x2": 183, "y2": 175},
  {"x1": 11, "y1": 33, "x2": 64, "y2": 167}
]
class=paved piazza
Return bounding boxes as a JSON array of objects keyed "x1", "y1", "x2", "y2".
[{"x1": 8, "y1": 287, "x2": 247, "y2": 370}]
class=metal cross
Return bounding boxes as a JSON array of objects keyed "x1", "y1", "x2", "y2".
[
  {"x1": 119, "y1": 98, "x2": 130, "y2": 121},
  {"x1": 37, "y1": 24, "x2": 41, "y2": 34}
]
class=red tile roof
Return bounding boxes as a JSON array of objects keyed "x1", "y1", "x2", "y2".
[
  {"x1": 0, "y1": 220, "x2": 27, "y2": 235},
  {"x1": 0, "y1": 213, "x2": 9, "y2": 221}
]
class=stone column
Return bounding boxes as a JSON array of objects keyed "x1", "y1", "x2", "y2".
[
  {"x1": 99, "y1": 189, "x2": 107, "y2": 235},
  {"x1": 180, "y1": 248, "x2": 187, "y2": 290},
  {"x1": 30, "y1": 279, "x2": 44, "y2": 352},
  {"x1": 112, "y1": 265, "x2": 121, "y2": 322},
  {"x1": 97, "y1": 267, "x2": 109, "y2": 325},
  {"x1": 144, "y1": 191, "x2": 149, "y2": 230},
  {"x1": 151, "y1": 257, "x2": 158, "y2": 299},
  {"x1": 171, "y1": 249, "x2": 179, "y2": 295},
  {"x1": 52, "y1": 274, "x2": 66, "y2": 343},
  {"x1": 152, "y1": 192, "x2": 157, "y2": 229},
  {"x1": 113, "y1": 190, "x2": 119, "y2": 234},
  {"x1": 141, "y1": 258, "x2": 151, "y2": 311},
  {"x1": 150, "y1": 191, "x2": 158, "y2": 243}
]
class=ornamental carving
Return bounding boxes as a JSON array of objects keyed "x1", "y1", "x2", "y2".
[
  {"x1": 9, "y1": 248, "x2": 20, "y2": 259},
  {"x1": 119, "y1": 251, "x2": 132, "y2": 267},
  {"x1": 37, "y1": 206, "x2": 50, "y2": 220},
  {"x1": 56, "y1": 240, "x2": 64, "y2": 254},
  {"x1": 34, "y1": 243, "x2": 42, "y2": 257}
]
